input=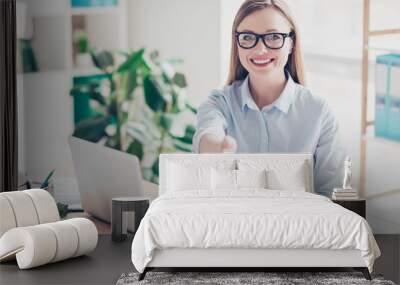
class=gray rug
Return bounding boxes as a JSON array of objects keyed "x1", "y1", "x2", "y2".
[{"x1": 116, "y1": 271, "x2": 396, "y2": 285}]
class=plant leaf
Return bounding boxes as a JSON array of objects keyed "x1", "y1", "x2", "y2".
[
  {"x1": 140, "y1": 57, "x2": 152, "y2": 77},
  {"x1": 126, "y1": 140, "x2": 144, "y2": 160},
  {"x1": 169, "y1": 124, "x2": 196, "y2": 145},
  {"x1": 108, "y1": 96, "x2": 118, "y2": 117},
  {"x1": 73, "y1": 116, "x2": 110, "y2": 142},
  {"x1": 143, "y1": 75, "x2": 167, "y2": 112},
  {"x1": 173, "y1": 72, "x2": 187, "y2": 88},
  {"x1": 160, "y1": 113, "x2": 173, "y2": 131},
  {"x1": 40, "y1": 169, "x2": 55, "y2": 188},
  {"x1": 57, "y1": 202, "x2": 69, "y2": 218},
  {"x1": 172, "y1": 139, "x2": 192, "y2": 152},
  {"x1": 160, "y1": 61, "x2": 175, "y2": 84},
  {"x1": 121, "y1": 68, "x2": 138, "y2": 100},
  {"x1": 169, "y1": 86, "x2": 187, "y2": 114},
  {"x1": 70, "y1": 86, "x2": 82, "y2": 97},
  {"x1": 117, "y1": 48, "x2": 145, "y2": 73},
  {"x1": 185, "y1": 103, "x2": 197, "y2": 114},
  {"x1": 151, "y1": 157, "x2": 159, "y2": 178},
  {"x1": 91, "y1": 50, "x2": 114, "y2": 71},
  {"x1": 170, "y1": 98, "x2": 180, "y2": 114},
  {"x1": 90, "y1": 90, "x2": 107, "y2": 106},
  {"x1": 150, "y1": 50, "x2": 160, "y2": 65},
  {"x1": 184, "y1": 124, "x2": 196, "y2": 137},
  {"x1": 170, "y1": 134, "x2": 192, "y2": 145}
]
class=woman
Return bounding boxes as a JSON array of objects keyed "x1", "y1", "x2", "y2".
[{"x1": 192, "y1": 0, "x2": 345, "y2": 196}]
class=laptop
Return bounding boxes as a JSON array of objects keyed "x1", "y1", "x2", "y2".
[{"x1": 68, "y1": 136, "x2": 144, "y2": 223}]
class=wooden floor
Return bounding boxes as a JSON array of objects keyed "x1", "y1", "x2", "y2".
[{"x1": 1, "y1": 214, "x2": 398, "y2": 285}]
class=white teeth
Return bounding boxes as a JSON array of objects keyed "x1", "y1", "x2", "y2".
[{"x1": 252, "y1": 59, "x2": 273, "y2": 65}]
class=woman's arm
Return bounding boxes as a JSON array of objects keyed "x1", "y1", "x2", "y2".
[{"x1": 192, "y1": 90, "x2": 237, "y2": 153}]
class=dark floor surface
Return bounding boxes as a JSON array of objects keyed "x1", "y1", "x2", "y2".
[
  {"x1": 0, "y1": 235, "x2": 134, "y2": 285},
  {"x1": 1, "y1": 235, "x2": 398, "y2": 285}
]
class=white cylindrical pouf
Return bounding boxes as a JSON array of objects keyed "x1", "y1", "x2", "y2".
[
  {"x1": 43, "y1": 221, "x2": 79, "y2": 262},
  {"x1": 65, "y1": 218, "x2": 98, "y2": 257},
  {"x1": 0, "y1": 196, "x2": 17, "y2": 237},
  {"x1": 1, "y1": 192, "x2": 39, "y2": 227},
  {"x1": 23, "y1": 189, "x2": 59, "y2": 223},
  {"x1": 0, "y1": 226, "x2": 57, "y2": 269}
]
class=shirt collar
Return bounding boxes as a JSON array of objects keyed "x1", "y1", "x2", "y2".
[{"x1": 240, "y1": 72, "x2": 296, "y2": 114}]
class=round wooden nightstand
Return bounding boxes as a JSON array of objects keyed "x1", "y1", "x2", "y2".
[{"x1": 111, "y1": 197, "x2": 150, "y2": 242}]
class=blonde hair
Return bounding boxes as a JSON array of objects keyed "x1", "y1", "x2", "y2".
[{"x1": 226, "y1": 0, "x2": 306, "y2": 85}]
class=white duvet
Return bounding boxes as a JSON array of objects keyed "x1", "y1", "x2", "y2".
[{"x1": 131, "y1": 190, "x2": 380, "y2": 273}]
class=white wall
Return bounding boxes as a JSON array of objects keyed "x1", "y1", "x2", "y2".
[
  {"x1": 127, "y1": 0, "x2": 222, "y2": 107},
  {"x1": 219, "y1": 0, "x2": 244, "y2": 86},
  {"x1": 22, "y1": 71, "x2": 79, "y2": 205}
]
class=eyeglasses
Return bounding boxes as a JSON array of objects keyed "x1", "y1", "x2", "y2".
[{"x1": 235, "y1": 31, "x2": 294, "y2": 50}]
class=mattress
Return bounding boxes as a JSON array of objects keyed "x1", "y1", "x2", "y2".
[{"x1": 131, "y1": 190, "x2": 380, "y2": 273}]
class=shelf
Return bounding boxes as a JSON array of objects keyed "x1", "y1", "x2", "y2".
[
  {"x1": 72, "y1": 67, "x2": 104, "y2": 77},
  {"x1": 362, "y1": 134, "x2": 400, "y2": 148},
  {"x1": 23, "y1": 69, "x2": 70, "y2": 77},
  {"x1": 70, "y1": 6, "x2": 121, "y2": 16},
  {"x1": 366, "y1": 46, "x2": 400, "y2": 54},
  {"x1": 369, "y1": 28, "x2": 400, "y2": 37}
]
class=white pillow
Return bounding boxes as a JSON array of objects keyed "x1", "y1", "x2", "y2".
[
  {"x1": 211, "y1": 168, "x2": 267, "y2": 190},
  {"x1": 238, "y1": 159, "x2": 310, "y2": 192},
  {"x1": 266, "y1": 162, "x2": 307, "y2": 191},
  {"x1": 236, "y1": 169, "x2": 267, "y2": 188},
  {"x1": 211, "y1": 168, "x2": 236, "y2": 190},
  {"x1": 167, "y1": 162, "x2": 211, "y2": 191}
]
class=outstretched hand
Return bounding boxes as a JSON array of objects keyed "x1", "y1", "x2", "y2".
[
  {"x1": 221, "y1": 135, "x2": 237, "y2": 153},
  {"x1": 198, "y1": 134, "x2": 238, "y2": 153}
]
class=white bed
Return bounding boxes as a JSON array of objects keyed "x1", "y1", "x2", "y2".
[{"x1": 131, "y1": 153, "x2": 380, "y2": 281}]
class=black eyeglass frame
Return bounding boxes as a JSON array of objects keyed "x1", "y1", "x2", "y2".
[{"x1": 235, "y1": 31, "x2": 294, "y2": 50}]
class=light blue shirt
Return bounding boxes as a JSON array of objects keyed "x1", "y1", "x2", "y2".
[{"x1": 192, "y1": 73, "x2": 346, "y2": 196}]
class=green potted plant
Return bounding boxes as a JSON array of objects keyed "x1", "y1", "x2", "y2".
[
  {"x1": 20, "y1": 170, "x2": 69, "y2": 218},
  {"x1": 70, "y1": 48, "x2": 197, "y2": 183},
  {"x1": 74, "y1": 29, "x2": 93, "y2": 69}
]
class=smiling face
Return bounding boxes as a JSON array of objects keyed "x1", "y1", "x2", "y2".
[{"x1": 236, "y1": 7, "x2": 293, "y2": 80}]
